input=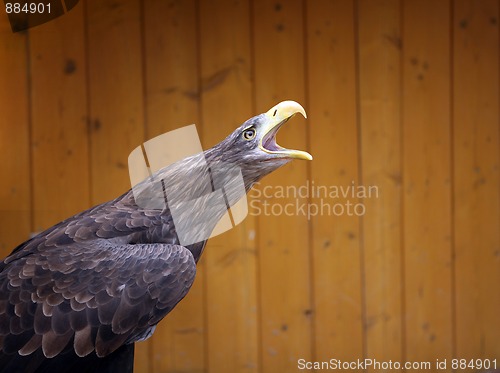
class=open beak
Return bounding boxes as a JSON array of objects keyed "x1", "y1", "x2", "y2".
[{"x1": 259, "y1": 100, "x2": 313, "y2": 161}]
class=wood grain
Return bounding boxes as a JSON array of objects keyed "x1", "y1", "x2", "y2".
[
  {"x1": 253, "y1": 0, "x2": 312, "y2": 371},
  {"x1": 0, "y1": 13, "x2": 31, "y2": 258},
  {"x1": 307, "y1": 0, "x2": 363, "y2": 362},
  {"x1": 453, "y1": 0, "x2": 500, "y2": 361},
  {"x1": 85, "y1": 0, "x2": 145, "y2": 202},
  {"x1": 358, "y1": 0, "x2": 403, "y2": 365},
  {"x1": 402, "y1": 0, "x2": 453, "y2": 366},
  {"x1": 29, "y1": 2, "x2": 89, "y2": 232}
]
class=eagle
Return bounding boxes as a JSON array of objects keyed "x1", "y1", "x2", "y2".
[{"x1": 0, "y1": 101, "x2": 312, "y2": 372}]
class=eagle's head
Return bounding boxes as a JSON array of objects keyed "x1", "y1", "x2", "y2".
[{"x1": 206, "y1": 100, "x2": 312, "y2": 188}]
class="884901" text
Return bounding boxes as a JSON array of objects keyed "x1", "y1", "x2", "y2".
[{"x1": 5, "y1": 3, "x2": 51, "y2": 14}]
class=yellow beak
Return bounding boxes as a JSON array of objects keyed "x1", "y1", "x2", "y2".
[{"x1": 258, "y1": 100, "x2": 313, "y2": 161}]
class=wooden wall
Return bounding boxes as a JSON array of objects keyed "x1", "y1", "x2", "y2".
[{"x1": 0, "y1": 0, "x2": 499, "y2": 372}]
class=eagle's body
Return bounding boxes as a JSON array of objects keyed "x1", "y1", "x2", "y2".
[{"x1": 0, "y1": 101, "x2": 311, "y2": 372}]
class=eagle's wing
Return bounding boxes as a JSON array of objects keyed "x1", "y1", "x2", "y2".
[{"x1": 0, "y1": 241, "x2": 196, "y2": 365}]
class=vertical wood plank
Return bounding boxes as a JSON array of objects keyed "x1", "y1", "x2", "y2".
[
  {"x1": 402, "y1": 0, "x2": 453, "y2": 365},
  {"x1": 143, "y1": 1, "x2": 205, "y2": 372},
  {"x1": 306, "y1": 0, "x2": 363, "y2": 362},
  {"x1": 29, "y1": 3, "x2": 89, "y2": 233},
  {"x1": 357, "y1": 0, "x2": 403, "y2": 364},
  {"x1": 253, "y1": 0, "x2": 312, "y2": 371},
  {"x1": 86, "y1": 0, "x2": 145, "y2": 202},
  {"x1": 0, "y1": 17, "x2": 31, "y2": 257},
  {"x1": 85, "y1": 0, "x2": 147, "y2": 370},
  {"x1": 199, "y1": 1, "x2": 258, "y2": 372},
  {"x1": 453, "y1": 0, "x2": 500, "y2": 360}
]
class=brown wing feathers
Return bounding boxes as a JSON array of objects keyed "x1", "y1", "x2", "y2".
[{"x1": 0, "y1": 240, "x2": 196, "y2": 361}]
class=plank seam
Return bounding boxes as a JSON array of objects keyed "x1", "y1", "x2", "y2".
[
  {"x1": 302, "y1": 0, "x2": 316, "y2": 365},
  {"x1": 353, "y1": 0, "x2": 368, "y2": 363},
  {"x1": 449, "y1": 0, "x2": 457, "y2": 363},
  {"x1": 26, "y1": 21, "x2": 34, "y2": 237},
  {"x1": 248, "y1": 0, "x2": 264, "y2": 371},
  {"x1": 82, "y1": 1, "x2": 93, "y2": 208},
  {"x1": 398, "y1": 0, "x2": 407, "y2": 365}
]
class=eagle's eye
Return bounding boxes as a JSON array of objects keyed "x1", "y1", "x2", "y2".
[{"x1": 242, "y1": 127, "x2": 256, "y2": 141}]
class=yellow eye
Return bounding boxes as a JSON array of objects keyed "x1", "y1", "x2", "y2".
[{"x1": 243, "y1": 127, "x2": 256, "y2": 140}]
